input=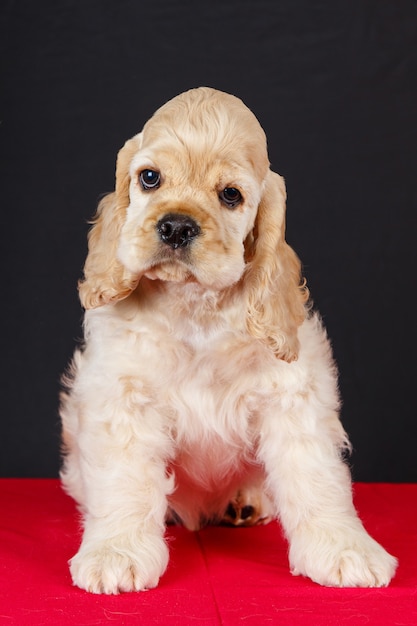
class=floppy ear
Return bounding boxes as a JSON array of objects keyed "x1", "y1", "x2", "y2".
[
  {"x1": 78, "y1": 135, "x2": 142, "y2": 309},
  {"x1": 244, "y1": 170, "x2": 309, "y2": 361}
]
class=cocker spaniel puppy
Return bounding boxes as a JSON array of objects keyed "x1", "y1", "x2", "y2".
[{"x1": 60, "y1": 87, "x2": 397, "y2": 594}]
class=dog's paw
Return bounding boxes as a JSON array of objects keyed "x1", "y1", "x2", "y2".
[
  {"x1": 222, "y1": 486, "x2": 274, "y2": 527},
  {"x1": 69, "y1": 535, "x2": 169, "y2": 594},
  {"x1": 289, "y1": 525, "x2": 397, "y2": 587}
]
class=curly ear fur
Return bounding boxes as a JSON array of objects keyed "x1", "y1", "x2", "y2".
[
  {"x1": 78, "y1": 135, "x2": 142, "y2": 309},
  {"x1": 244, "y1": 171, "x2": 309, "y2": 362}
]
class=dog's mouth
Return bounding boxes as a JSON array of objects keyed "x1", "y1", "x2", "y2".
[{"x1": 144, "y1": 248, "x2": 196, "y2": 284}]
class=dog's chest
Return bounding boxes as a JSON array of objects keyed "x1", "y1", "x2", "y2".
[
  {"x1": 162, "y1": 339, "x2": 264, "y2": 444},
  {"x1": 165, "y1": 346, "x2": 262, "y2": 493},
  {"x1": 138, "y1": 314, "x2": 267, "y2": 438},
  {"x1": 112, "y1": 290, "x2": 277, "y2": 441}
]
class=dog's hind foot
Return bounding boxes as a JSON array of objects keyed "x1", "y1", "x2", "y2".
[{"x1": 222, "y1": 487, "x2": 274, "y2": 527}]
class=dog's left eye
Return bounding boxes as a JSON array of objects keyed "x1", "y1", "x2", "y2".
[
  {"x1": 219, "y1": 187, "x2": 242, "y2": 209},
  {"x1": 139, "y1": 169, "x2": 161, "y2": 190}
]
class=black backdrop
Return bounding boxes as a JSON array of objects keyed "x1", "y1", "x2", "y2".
[{"x1": 1, "y1": 0, "x2": 416, "y2": 481}]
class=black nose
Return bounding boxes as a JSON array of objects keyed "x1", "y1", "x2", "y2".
[{"x1": 156, "y1": 213, "x2": 201, "y2": 249}]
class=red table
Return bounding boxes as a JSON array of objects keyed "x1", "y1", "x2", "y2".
[{"x1": 0, "y1": 480, "x2": 416, "y2": 625}]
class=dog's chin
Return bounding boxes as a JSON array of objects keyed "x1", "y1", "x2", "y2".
[
  {"x1": 144, "y1": 263, "x2": 195, "y2": 284},
  {"x1": 143, "y1": 259, "x2": 244, "y2": 291}
]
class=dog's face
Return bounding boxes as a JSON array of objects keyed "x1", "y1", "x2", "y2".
[
  {"x1": 78, "y1": 87, "x2": 308, "y2": 362},
  {"x1": 118, "y1": 89, "x2": 270, "y2": 290}
]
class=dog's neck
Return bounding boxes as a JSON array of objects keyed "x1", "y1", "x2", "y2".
[
  {"x1": 143, "y1": 277, "x2": 235, "y2": 317},
  {"x1": 111, "y1": 276, "x2": 244, "y2": 347}
]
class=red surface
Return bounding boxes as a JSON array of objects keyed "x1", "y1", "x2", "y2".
[{"x1": 0, "y1": 480, "x2": 416, "y2": 625}]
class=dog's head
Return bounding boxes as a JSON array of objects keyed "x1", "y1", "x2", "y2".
[{"x1": 79, "y1": 87, "x2": 308, "y2": 360}]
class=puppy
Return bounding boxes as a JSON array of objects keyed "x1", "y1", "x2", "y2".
[{"x1": 60, "y1": 87, "x2": 397, "y2": 593}]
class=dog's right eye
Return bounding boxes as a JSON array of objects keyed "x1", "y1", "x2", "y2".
[{"x1": 139, "y1": 169, "x2": 161, "y2": 190}]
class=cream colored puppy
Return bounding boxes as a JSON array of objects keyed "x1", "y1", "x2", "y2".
[{"x1": 60, "y1": 87, "x2": 397, "y2": 594}]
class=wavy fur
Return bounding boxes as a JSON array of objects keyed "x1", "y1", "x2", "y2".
[{"x1": 60, "y1": 87, "x2": 397, "y2": 594}]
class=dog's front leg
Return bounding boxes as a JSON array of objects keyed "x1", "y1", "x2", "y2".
[
  {"x1": 68, "y1": 404, "x2": 174, "y2": 594},
  {"x1": 258, "y1": 408, "x2": 397, "y2": 588}
]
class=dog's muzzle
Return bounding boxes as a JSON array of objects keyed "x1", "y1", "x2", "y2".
[{"x1": 156, "y1": 213, "x2": 201, "y2": 249}]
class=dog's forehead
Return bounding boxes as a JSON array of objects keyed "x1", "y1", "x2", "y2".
[
  {"x1": 138, "y1": 88, "x2": 270, "y2": 181},
  {"x1": 151, "y1": 87, "x2": 254, "y2": 119},
  {"x1": 144, "y1": 88, "x2": 263, "y2": 143}
]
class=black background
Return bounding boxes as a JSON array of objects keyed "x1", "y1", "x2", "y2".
[{"x1": 1, "y1": 0, "x2": 416, "y2": 480}]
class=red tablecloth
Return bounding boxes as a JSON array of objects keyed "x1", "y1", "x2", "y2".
[{"x1": 0, "y1": 480, "x2": 415, "y2": 625}]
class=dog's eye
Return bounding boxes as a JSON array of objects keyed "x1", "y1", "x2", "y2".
[
  {"x1": 219, "y1": 187, "x2": 242, "y2": 209},
  {"x1": 139, "y1": 169, "x2": 161, "y2": 190}
]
